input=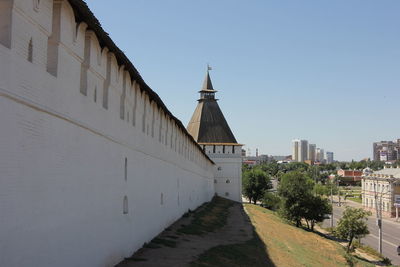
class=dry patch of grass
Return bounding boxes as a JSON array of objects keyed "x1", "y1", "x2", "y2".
[{"x1": 178, "y1": 196, "x2": 233, "y2": 235}]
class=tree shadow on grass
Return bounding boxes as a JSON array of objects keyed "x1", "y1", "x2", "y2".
[
  {"x1": 190, "y1": 204, "x2": 276, "y2": 267},
  {"x1": 308, "y1": 228, "x2": 348, "y2": 243},
  {"x1": 353, "y1": 255, "x2": 385, "y2": 266}
]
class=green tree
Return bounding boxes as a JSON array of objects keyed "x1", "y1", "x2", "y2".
[
  {"x1": 303, "y1": 195, "x2": 332, "y2": 231},
  {"x1": 314, "y1": 183, "x2": 328, "y2": 196},
  {"x1": 262, "y1": 192, "x2": 281, "y2": 211},
  {"x1": 314, "y1": 182, "x2": 338, "y2": 196},
  {"x1": 278, "y1": 171, "x2": 314, "y2": 227},
  {"x1": 335, "y1": 207, "x2": 371, "y2": 252},
  {"x1": 242, "y1": 168, "x2": 272, "y2": 204}
]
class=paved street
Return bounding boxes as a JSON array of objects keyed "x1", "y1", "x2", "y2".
[{"x1": 323, "y1": 198, "x2": 400, "y2": 265}]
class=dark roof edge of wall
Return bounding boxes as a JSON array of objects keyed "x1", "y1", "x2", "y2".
[{"x1": 67, "y1": 0, "x2": 214, "y2": 164}]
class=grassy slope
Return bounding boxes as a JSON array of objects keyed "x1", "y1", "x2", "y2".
[
  {"x1": 192, "y1": 204, "x2": 374, "y2": 267},
  {"x1": 246, "y1": 204, "x2": 350, "y2": 267}
]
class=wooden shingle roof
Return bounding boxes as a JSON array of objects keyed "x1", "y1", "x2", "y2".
[{"x1": 187, "y1": 72, "x2": 238, "y2": 144}]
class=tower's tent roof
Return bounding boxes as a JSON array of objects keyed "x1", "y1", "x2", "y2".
[
  {"x1": 187, "y1": 72, "x2": 238, "y2": 144},
  {"x1": 188, "y1": 101, "x2": 237, "y2": 143},
  {"x1": 67, "y1": 0, "x2": 213, "y2": 164}
]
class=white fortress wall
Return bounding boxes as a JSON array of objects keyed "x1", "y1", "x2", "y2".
[{"x1": 0, "y1": 1, "x2": 215, "y2": 266}]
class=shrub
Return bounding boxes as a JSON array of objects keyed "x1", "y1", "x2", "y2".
[
  {"x1": 344, "y1": 253, "x2": 356, "y2": 267},
  {"x1": 262, "y1": 192, "x2": 281, "y2": 211},
  {"x1": 382, "y1": 257, "x2": 392, "y2": 265}
]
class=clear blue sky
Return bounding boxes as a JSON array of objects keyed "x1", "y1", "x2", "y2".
[{"x1": 87, "y1": 1, "x2": 400, "y2": 161}]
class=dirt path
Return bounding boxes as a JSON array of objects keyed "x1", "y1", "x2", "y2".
[{"x1": 116, "y1": 202, "x2": 253, "y2": 267}]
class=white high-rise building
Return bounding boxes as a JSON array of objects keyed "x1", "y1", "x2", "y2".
[
  {"x1": 292, "y1": 139, "x2": 300, "y2": 162},
  {"x1": 292, "y1": 139, "x2": 308, "y2": 162},
  {"x1": 299, "y1": 140, "x2": 309, "y2": 162},
  {"x1": 326, "y1": 151, "x2": 334, "y2": 164},
  {"x1": 308, "y1": 144, "x2": 316, "y2": 162}
]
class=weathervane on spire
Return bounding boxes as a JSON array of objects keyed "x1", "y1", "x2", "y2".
[{"x1": 207, "y1": 64, "x2": 212, "y2": 71}]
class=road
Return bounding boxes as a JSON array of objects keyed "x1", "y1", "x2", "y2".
[{"x1": 323, "y1": 200, "x2": 400, "y2": 266}]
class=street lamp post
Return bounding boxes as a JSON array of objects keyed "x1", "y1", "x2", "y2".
[
  {"x1": 337, "y1": 178, "x2": 341, "y2": 207},
  {"x1": 330, "y1": 184, "x2": 334, "y2": 228},
  {"x1": 371, "y1": 176, "x2": 391, "y2": 255},
  {"x1": 373, "y1": 181, "x2": 383, "y2": 254}
]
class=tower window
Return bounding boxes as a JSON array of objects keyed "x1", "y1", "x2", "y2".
[
  {"x1": 226, "y1": 179, "x2": 230, "y2": 184},
  {"x1": 124, "y1": 157, "x2": 127, "y2": 181},
  {"x1": 213, "y1": 145, "x2": 216, "y2": 153},
  {"x1": 222, "y1": 145, "x2": 225, "y2": 153},
  {"x1": 217, "y1": 166, "x2": 222, "y2": 171}
]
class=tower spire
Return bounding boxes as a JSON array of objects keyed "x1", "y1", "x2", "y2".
[
  {"x1": 202, "y1": 65, "x2": 214, "y2": 91},
  {"x1": 199, "y1": 65, "x2": 217, "y2": 101}
]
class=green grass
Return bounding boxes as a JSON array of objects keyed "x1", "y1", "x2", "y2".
[
  {"x1": 177, "y1": 196, "x2": 233, "y2": 236},
  {"x1": 352, "y1": 240, "x2": 383, "y2": 258},
  {"x1": 348, "y1": 197, "x2": 362, "y2": 203}
]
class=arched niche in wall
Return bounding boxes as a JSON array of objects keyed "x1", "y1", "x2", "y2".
[
  {"x1": 141, "y1": 92, "x2": 149, "y2": 134},
  {"x1": 47, "y1": 1, "x2": 62, "y2": 76},
  {"x1": 0, "y1": 0, "x2": 13, "y2": 48},
  {"x1": 120, "y1": 70, "x2": 128, "y2": 120},
  {"x1": 27, "y1": 38, "x2": 33, "y2": 62},
  {"x1": 33, "y1": 0, "x2": 40, "y2": 12},
  {"x1": 102, "y1": 51, "x2": 111, "y2": 109},
  {"x1": 123, "y1": 196, "x2": 128, "y2": 214},
  {"x1": 131, "y1": 81, "x2": 138, "y2": 126}
]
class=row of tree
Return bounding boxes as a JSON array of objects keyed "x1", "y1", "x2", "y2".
[
  {"x1": 244, "y1": 159, "x2": 387, "y2": 183},
  {"x1": 242, "y1": 165, "x2": 372, "y2": 252},
  {"x1": 242, "y1": 167, "x2": 331, "y2": 231}
]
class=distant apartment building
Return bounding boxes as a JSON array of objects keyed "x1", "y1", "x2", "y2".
[
  {"x1": 326, "y1": 151, "x2": 334, "y2": 164},
  {"x1": 299, "y1": 140, "x2": 308, "y2": 162},
  {"x1": 292, "y1": 139, "x2": 300, "y2": 162},
  {"x1": 373, "y1": 140, "x2": 400, "y2": 162},
  {"x1": 308, "y1": 144, "x2": 316, "y2": 162},
  {"x1": 316, "y1": 148, "x2": 324, "y2": 163},
  {"x1": 292, "y1": 139, "x2": 308, "y2": 162}
]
